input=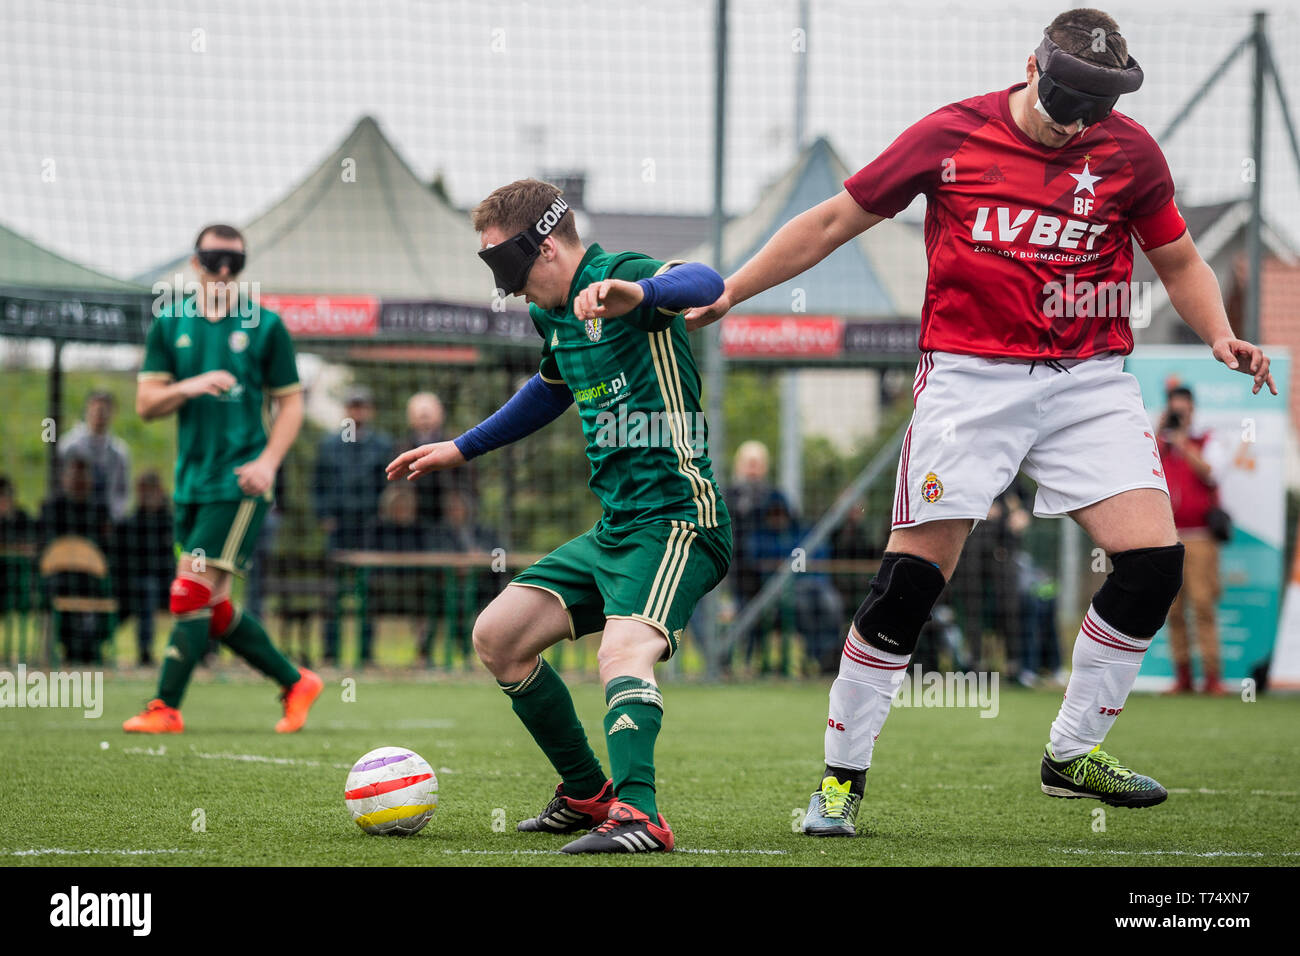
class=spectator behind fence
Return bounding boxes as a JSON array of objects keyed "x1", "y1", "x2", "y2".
[
  {"x1": 1158, "y1": 385, "x2": 1228, "y2": 696},
  {"x1": 39, "y1": 453, "x2": 115, "y2": 662},
  {"x1": 314, "y1": 385, "x2": 395, "y2": 665},
  {"x1": 244, "y1": 467, "x2": 286, "y2": 622},
  {"x1": 428, "y1": 487, "x2": 502, "y2": 666},
  {"x1": 362, "y1": 483, "x2": 438, "y2": 666},
  {"x1": 434, "y1": 487, "x2": 497, "y2": 554},
  {"x1": 830, "y1": 501, "x2": 880, "y2": 610},
  {"x1": 727, "y1": 441, "x2": 792, "y2": 665},
  {"x1": 406, "y1": 392, "x2": 448, "y2": 528},
  {"x1": 60, "y1": 389, "x2": 131, "y2": 522},
  {"x1": 945, "y1": 483, "x2": 1027, "y2": 671},
  {"x1": 785, "y1": 520, "x2": 845, "y2": 676},
  {"x1": 113, "y1": 470, "x2": 174, "y2": 666},
  {"x1": 0, "y1": 475, "x2": 36, "y2": 546},
  {"x1": 1, "y1": 475, "x2": 37, "y2": 615},
  {"x1": 1015, "y1": 551, "x2": 1062, "y2": 687}
]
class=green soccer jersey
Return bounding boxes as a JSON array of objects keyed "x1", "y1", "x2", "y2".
[
  {"x1": 139, "y1": 296, "x2": 301, "y2": 503},
  {"x1": 530, "y1": 244, "x2": 728, "y2": 533}
]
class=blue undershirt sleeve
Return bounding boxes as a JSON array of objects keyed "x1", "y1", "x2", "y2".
[
  {"x1": 634, "y1": 261, "x2": 725, "y2": 314},
  {"x1": 452, "y1": 373, "x2": 574, "y2": 460}
]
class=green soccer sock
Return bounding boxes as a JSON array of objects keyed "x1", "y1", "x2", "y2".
[
  {"x1": 500, "y1": 658, "x2": 607, "y2": 800},
  {"x1": 220, "y1": 607, "x2": 301, "y2": 688},
  {"x1": 603, "y1": 676, "x2": 664, "y2": 819},
  {"x1": 157, "y1": 613, "x2": 213, "y2": 709}
]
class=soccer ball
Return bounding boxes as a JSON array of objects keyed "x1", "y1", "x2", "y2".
[{"x1": 344, "y1": 747, "x2": 439, "y2": 836}]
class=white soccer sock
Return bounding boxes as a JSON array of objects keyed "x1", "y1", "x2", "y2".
[
  {"x1": 1049, "y1": 604, "x2": 1152, "y2": 760},
  {"x1": 824, "y1": 628, "x2": 910, "y2": 772}
]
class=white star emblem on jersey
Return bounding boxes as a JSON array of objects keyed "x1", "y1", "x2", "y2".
[{"x1": 1070, "y1": 161, "x2": 1102, "y2": 196}]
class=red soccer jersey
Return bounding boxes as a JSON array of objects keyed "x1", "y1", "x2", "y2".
[{"x1": 845, "y1": 84, "x2": 1188, "y2": 359}]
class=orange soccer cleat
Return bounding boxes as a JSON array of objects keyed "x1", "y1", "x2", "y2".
[
  {"x1": 275, "y1": 668, "x2": 323, "y2": 733},
  {"x1": 123, "y1": 699, "x2": 184, "y2": 734}
]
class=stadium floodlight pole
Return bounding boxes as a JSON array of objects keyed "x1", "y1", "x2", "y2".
[
  {"x1": 1155, "y1": 32, "x2": 1251, "y2": 145},
  {"x1": 1262, "y1": 32, "x2": 1300, "y2": 188},
  {"x1": 47, "y1": 338, "x2": 64, "y2": 500},
  {"x1": 699, "y1": 0, "x2": 728, "y2": 680},
  {"x1": 780, "y1": 0, "x2": 810, "y2": 516},
  {"x1": 1246, "y1": 11, "x2": 1266, "y2": 345}
]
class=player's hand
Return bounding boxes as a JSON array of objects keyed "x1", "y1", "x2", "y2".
[
  {"x1": 573, "y1": 279, "x2": 644, "y2": 321},
  {"x1": 386, "y1": 441, "x2": 465, "y2": 481},
  {"x1": 180, "y1": 370, "x2": 237, "y2": 398},
  {"x1": 682, "y1": 288, "x2": 734, "y2": 332},
  {"x1": 234, "y1": 456, "x2": 276, "y2": 497},
  {"x1": 1211, "y1": 337, "x2": 1277, "y2": 395}
]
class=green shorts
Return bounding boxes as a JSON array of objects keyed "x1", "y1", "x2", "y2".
[
  {"x1": 510, "y1": 519, "x2": 732, "y2": 660},
  {"x1": 174, "y1": 497, "x2": 271, "y2": 576}
]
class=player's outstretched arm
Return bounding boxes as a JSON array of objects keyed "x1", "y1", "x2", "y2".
[
  {"x1": 136, "y1": 370, "x2": 238, "y2": 420},
  {"x1": 573, "y1": 262, "x2": 724, "y2": 323},
  {"x1": 683, "y1": 192, "x2": 883, "y2": 331},
  {"x1": 1145, "y1": 233, "x2": 1277, "y2": 396},
  {"x1": 386, "y1": 373, "x2": 574, "y2": 482}
]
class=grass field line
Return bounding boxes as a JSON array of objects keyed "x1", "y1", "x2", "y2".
[
  {"x1": 4, "y1": 848, "x2": 204, "y2": 857},
  {"x1": 1054, "y1": 848, "x2": 1300, "y2": 858},
  {"x1": 122, "y1": 745, "x2": 355, "y2": 770},
  {"x1": 120, "y1": 745, "x2": 465, "y2": 777},
  {"x1": 439, "y1": 848, "x2": 788, "y2": 856},
  {"x1": 320, "y1": 718, "x2": 458, "y2": 730},
  {"x1": 1167, "y1": 787, "x2": 1299, "y2": 797}
]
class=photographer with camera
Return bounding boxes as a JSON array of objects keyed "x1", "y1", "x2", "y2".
[{"x1": 1157, "y1": 385, "x2": 1229, "y2": 695}]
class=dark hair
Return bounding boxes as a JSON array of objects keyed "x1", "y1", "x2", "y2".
[
  {"x1": 194, "y1": 223, "x2": 246, "y2": 250},
  {"x1": 1046, "y1": 8, "x2": 1128, "y2": 69},
  {"x1": 1167, "y1": 385, "x2": 1194, "y2": 403},
  {"x1": 0, "y1": 475, "x2": 12, "y2": 496},
  {"x1": 85, "y1": 389, "x2": 115, "y2": 410},
  {"x1": 471, "y1": 179, "x2": 579, "y2": 245}
]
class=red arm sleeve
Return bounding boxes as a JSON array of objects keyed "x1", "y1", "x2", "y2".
[
  {"x1": 1111, "y1": 117, "x2": 1187, "y2": 250},
  {"x1": 1131, "y1": 198, "x2": 1187, "y2": 251}
]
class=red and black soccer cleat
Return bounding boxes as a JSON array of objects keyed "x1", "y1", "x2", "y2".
[
  {"x1": 518, "y1": 779, "x2": 616, "y2": 834},
  {"x1": 560, "y1": 800, "x2": 674, "y2": 854}
]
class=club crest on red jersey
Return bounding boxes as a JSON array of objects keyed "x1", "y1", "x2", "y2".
[{"x1": 921, "y1": 471, "x2": 944, "y2": 503}]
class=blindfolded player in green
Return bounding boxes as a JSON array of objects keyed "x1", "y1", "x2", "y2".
[
  {"x1": 126, "y1": 224, "x2": 322, "y2": 734},
  {"x1": 388, "y1": 179, "x2": 731, "y2": 854}
]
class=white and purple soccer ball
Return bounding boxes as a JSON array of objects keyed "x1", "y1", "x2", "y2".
[{"x1": 345, "y1": 747, "x2": 438, "y2": 836}]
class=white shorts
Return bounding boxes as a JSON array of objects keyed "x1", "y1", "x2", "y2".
[{"x1": 892, "y1": 350, "x2": 1169, "y2": 528}]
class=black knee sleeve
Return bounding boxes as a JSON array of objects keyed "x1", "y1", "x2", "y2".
[
  {"x1": 852, "y1": 551, "x2": 947, "y2": 655},
  {"x1": 1091, "y1": 544, "x2": 1184, "y2": 638}
]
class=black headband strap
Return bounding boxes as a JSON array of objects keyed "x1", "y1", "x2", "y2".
[{"x1": 1035, "y1": 32, "x2": 1143, "y2": 96}]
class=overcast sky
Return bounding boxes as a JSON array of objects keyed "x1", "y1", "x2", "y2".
[{"x1": 2, "y1": 0, "x2": 1298, "y2": 279}]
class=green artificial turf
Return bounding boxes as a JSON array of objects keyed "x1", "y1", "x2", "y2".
[{"x1": 1, "y1": 674, "x2": 1297, "y2": 866}]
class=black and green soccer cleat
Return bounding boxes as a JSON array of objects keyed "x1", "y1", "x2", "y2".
[
  {"x1": 1040, "y1": 745, "x2": 1168, "y2": 808},
  {"x1": 801, "y1": 774, "x2": 864, "y2": 836}
]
